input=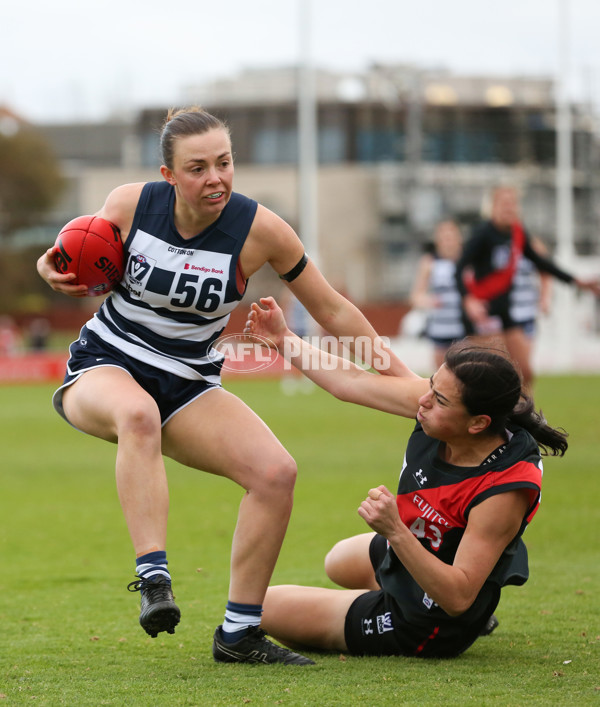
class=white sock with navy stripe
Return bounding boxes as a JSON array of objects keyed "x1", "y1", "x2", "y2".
[
  {"x1": 136, "y1": 550, "x2": 170, "y2": 583},
  {"x1": 221, "y1": 601, "x2": 262, "y2": 643}
]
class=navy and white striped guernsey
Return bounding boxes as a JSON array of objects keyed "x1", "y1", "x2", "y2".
[
  {"x1": 425, "y1": 257, "x2": 465, "y2": 342},
  {"x1": 86, "y1": 182, "x2": 258, "y2": 383}
]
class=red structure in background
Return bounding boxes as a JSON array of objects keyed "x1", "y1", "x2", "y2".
[{"x1": 0, "y1": 353, "x2": 69, "y2": 383}]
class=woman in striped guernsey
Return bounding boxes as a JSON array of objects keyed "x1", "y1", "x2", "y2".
[
  {"x1": 409, "y1": 220, "x2": 465, "y2": 368},
  {"x1": 37, "y1": 107, "x2": 415, "y2": 664}
]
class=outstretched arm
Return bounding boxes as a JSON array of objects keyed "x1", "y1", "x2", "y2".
[
  {"x1": 287, "y1": 262, "x2": 419, "y2": 378},
  {"x1": 524, "y1": 238, "x2": 600, "y2": 296},
  {"x1": 241, "y1": 205, "x2": 418, "y2": 378},
  {"x1": 246, "y1": 297, "x2": 428, "y2": 417}
]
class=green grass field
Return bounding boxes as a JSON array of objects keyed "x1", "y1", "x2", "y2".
[{"x1": 0, "y1": 375, "x2": 598, "y2": 705}]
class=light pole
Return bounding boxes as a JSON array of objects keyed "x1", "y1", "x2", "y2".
[
  {"x1": 297, "y1": 0, "x2": 320, "y2": 270},
  {"x1": 556, "y1": 0, "x2": 574, "y2": 264},
  {"x1": 553, "y1": 0, "x2": 575, "y2": 371}
]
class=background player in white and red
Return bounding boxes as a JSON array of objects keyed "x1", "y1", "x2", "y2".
[{"x1": 245, "y1": 295, "x2": 569, "y2": 659}]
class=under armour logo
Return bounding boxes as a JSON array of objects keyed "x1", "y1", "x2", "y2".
[
  {"x1": 362, "y1": 618, "x2": 374, "y2": 635},
  {"x1": 415, "y1": 469, "x2": 427, "y2": 486}
]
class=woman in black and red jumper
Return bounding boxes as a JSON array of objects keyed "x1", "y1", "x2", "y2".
[
  {"x1": 244, "y1": 296, "x2": 569, "y2": 659},
  {"x1": 455, "y1": 185, "x2": 600, "y2": 388}
]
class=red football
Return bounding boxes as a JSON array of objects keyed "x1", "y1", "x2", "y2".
[{"x1": 53, "y1": 215, "x2": 124, "y2": 296}]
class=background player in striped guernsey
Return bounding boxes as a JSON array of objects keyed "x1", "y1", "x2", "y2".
[
  {"x1": 36, "y1": 107, "x2": 417, "y2": 665},
  {"x1": 245, "y1": 296, "x2": 569, "y2": 658},
  {"x1": 409, "y1": 219, "x2": 465, "y2": 368}
]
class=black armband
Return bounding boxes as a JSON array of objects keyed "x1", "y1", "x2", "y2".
[{"x1": 279, "y1": 253, "x2": 308, "y2": 282}]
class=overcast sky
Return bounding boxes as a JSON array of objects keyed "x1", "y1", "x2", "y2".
[{"x1": 2, "y1": 0, "x2": 600, "y2": 123}]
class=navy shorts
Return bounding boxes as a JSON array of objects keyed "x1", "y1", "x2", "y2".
[
  {"x1": 53, "y1": 326, "x2": 221, "y2": 428},
  {"x1": 517, "y1": 319, "x2": 536, "y2": 338}
]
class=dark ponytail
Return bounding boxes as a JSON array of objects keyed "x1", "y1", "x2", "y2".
[{"x1": 444, "y1": 342, "x2": 568, "y2": 457}]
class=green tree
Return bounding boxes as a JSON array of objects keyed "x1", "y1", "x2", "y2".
[{"x1": 0, "y1": 119, "x2": 64, "y2": 237}]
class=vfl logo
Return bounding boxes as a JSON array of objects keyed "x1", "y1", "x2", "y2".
[
  {"x1": 362, "y1": 618, "x2": 374, "y2": 635},
  {"x1": 376, "y1": 612, "x2": 393, "y2": 634},
  {"x1": 422, "y1": 592, "x2": 437, "y2": 609},
  {"x1": 124, "y1": 251, "x2": 156, "y2": 299},
  {"x1": 128, "y1": 253, "x2": 151, "y2": 282},
  {"x1": 414, "y1": 469, "x2": 428, "y2": 486}
]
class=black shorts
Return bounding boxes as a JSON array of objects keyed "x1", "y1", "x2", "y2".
[
  {"x1": 344, "y1": 535, "x2": 499, "y2": 658},
  {"x1": 463, "y1": 297, "x2": 531, "y2": 334},
  {"x1": 53, "y1": 326, "x2": 221, "y2": 428},
  {"x1": 344, "y1": 534, "x2": 419, "y2": 657}
]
